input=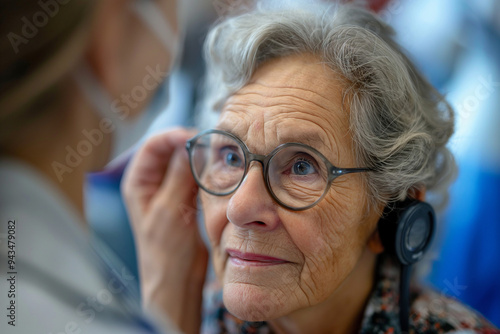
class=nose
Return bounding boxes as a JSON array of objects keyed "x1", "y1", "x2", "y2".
[{"x1": 226, "y1": 163, "x2": 281, "y2": 231}]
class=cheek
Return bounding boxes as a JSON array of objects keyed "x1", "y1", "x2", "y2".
[
  {"x1": 201, "y1": 194, "x2": 228, "y2": 246},
  {"x1": 290, "y1": 192, "x2": 357, "y2": 257},
  {"x1": 286, "y1": 188, "x2": 369, "y2": 299},
  {"x1": 201, "y1": 194, "x2": 230, "y2": 278}
]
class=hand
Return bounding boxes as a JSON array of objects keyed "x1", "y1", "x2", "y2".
[{"x1": 122, "y1": 128, "x2": 208, "y2": 334}]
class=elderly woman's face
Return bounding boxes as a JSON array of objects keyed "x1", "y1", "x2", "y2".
[{"x1": 201, "y1": 54, "x2": 382, "y2": 321}]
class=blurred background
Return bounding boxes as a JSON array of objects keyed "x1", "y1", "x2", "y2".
[{"x1": 85, "y1": 0, "x2": 500, "y2": 327}]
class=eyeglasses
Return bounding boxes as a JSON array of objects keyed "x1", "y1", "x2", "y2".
[{"x1": 186, "y1": 129, "x2": 373, "y2": 211}]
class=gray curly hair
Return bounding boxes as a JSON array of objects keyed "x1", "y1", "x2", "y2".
[{"x1": 201, "y1": 0, "x2": 457, "y2": 209}]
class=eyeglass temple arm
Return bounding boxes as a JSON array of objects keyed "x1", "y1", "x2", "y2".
[{"x1": 331, "y1": 167, "x2": 374, "y2": 177}]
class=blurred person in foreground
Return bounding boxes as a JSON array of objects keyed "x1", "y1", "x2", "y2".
[
  {"x1": 122, "y1": 1, "x2": 500, "y2": 333},
  {"x1": 0, "y1": 0, "x2": 203, "y2": 333}
]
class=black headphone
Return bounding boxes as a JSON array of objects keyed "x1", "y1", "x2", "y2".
[{"x1": 377, "y1": 198, "x2": 436, "y2": 332}]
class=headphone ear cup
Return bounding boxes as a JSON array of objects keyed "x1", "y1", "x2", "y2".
[{"x1": 378, "y1": 199, "x2": 436, "y2": 265}]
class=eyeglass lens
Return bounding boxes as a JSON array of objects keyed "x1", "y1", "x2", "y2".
[{"x1": 189, "y1": 132, "x2": 330, "y2": 208}]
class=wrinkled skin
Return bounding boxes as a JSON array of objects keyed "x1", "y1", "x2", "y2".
[{"x1": 201, "y1": 54, "x2": 384, "y2": 333}]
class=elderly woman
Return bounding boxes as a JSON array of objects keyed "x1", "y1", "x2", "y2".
[{"x1": 123, "y1": 1, "x2": 499, "y2": 333}]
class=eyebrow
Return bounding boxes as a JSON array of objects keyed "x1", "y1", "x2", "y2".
[
  {"x1": 277, "y1": 131, "x2": 328, "y2": 149},
  {"x1": 216, "y1": 126, "x2": 330, "y2": 152}
]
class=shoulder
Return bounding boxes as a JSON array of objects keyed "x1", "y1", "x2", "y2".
[
  {"x1": 410, "y1": 285, "x2": 500, "y2": 333},
  {"x1": 360, "y1": 255, "x2": 499, "y2": 334}
]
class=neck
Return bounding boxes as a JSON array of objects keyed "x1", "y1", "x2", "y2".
[
  {"x1": 2, "y1": 85, "x2": 112, "y2": 224},
  {"x1": 269, "y1": 249, "x2": 378, "y2": 334}
]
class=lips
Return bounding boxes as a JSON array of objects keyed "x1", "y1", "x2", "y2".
[{"x1": 226, "y1": 249, "x2": 289, "y2": 266}]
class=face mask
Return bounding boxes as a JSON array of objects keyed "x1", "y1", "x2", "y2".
[{"x1": 74, "y1": 0, "x2": 181, "y2": 162}]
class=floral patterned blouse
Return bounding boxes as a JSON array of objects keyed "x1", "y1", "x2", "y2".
[{"x1": 201, "y1": 256, "x2": 499, "y2": 334}]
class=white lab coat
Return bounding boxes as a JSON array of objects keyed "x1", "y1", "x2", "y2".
[{"x1": 0, "y1": 158, "x2": 176, "y2": 334}]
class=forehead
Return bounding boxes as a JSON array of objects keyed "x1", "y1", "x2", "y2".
[{"x1": 217, "y1": 54, "x2": 354, "y2": 164}]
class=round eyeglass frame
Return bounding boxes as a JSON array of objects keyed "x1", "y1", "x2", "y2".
[{"x1": 185, "y1": 129, "x2": 374, "y2": 211}]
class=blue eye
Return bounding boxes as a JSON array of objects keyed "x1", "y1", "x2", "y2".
[
  {"x1": 292, "y1": 160, "x2": 315, "y2": 175},
  {"x1": 224, "y1": 151, "x2": 243, "y2": 167}
]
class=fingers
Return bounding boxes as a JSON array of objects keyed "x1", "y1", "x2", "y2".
[
  {"x1": 136, "y1": 149, "x2": 205, "y2": 329},
  {"x1": 122, "y1": 128, "x2": 196, "y2": 220},
  {"x1": 124, "y1": 128, "x2": 195, "y2": 190},
  {"x1": 151, "y1": 146, "x2": 199, "y2": 226},
  {"x1": 121, "y1": 128, "x2": 208, "y2": 334}
]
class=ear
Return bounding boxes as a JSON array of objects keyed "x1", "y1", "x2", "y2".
[
  {"x1": 367, "y1": 229, "x2": 385, "y2": 254},
  {"x1": 370, "y1": 187, "x2": 427, "y2": 255},
  {"x1": 84, "y1": 1, "x2": 126, "y2": 97},
  {"x1": 408, "y1": 187, "x2": 426, "y2": 202}
]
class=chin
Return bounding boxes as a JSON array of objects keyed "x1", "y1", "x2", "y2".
[{"x1": 223, "y1": 282, "x2": 292, "y2": 321}]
